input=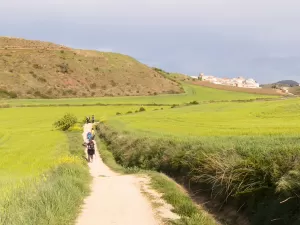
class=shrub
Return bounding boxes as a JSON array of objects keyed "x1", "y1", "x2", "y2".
[
  {"x1": 53, "y1": 113, "x2": 77, "y2": 131},
  {"x1": 37, "y1": 77, "x2": 47, "y2": 83},
  {"x1": 57, "y1": 63, "x2": 69, "y2": 73},
  {"x1": 126, "y1": 111, "x2": 133, "y2": 114},
  {"x1": 0, "y1": 89, "x2": 17, "y2": 98},
  {"x1": 90, "y1": 83, "x2": 97, "y2": 89},
  {"x1": 94, "y1": 67, "x2": 99, "y2": 71},
  {"x1": 9, "y1": 69, "x2": 13, "y2": 73},
  {"x1": 116, "y1": 112, "x2": 121, "y2": 116},
  {"x1": 189, "y1": 100, "x2": 199, "y2": 105},
  {"x1": 33, "y1": 64, "x2": 42, "y2": 69},
  {"x1": 110, "y1": 80, "x2": 117, "y2": 87},
  {"x1": 60, "y1": 50, "x2": 64, "y2": 53},
  {"x1": 139, "y1": 107, "x2": 146, "y2": 112},
  {"x1": 33, "y1": 91, "x2": 49, "y2": 99}
]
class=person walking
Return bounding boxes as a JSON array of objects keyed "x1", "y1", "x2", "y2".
[
  {"x1": 92, "y1": 115, "x2": 95, "y2": 123},
  {"x1": 91, "y1": 127, "x2": 95, "y2": 140},
  {"x1": 87, "y1": 139, "x2": 95, "y2": 162}
]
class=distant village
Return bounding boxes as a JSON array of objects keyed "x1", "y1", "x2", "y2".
[{"x1": 191, "y1": 73, "x2": 260, "y2": 89}]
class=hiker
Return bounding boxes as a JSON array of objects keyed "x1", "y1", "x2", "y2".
[
  {"x1": 91, "y1": 128, "x2": 95, "y2": 140},
  {"x1": 86, "y1": 116, "x2": 90, "y2": 124},
  {"x1": 87, "y1": 139, "x2": 95, "y2": 162},
  {"x1": 92, "y1": 115, "x2": 95, "y2": 123}
]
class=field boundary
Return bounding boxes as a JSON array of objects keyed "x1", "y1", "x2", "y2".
[{"x1": 0, "y1": 96, "x2": 289, "y2": 108}]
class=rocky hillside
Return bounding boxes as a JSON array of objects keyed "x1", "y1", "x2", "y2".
[{"x1": 0, "y1": 37, "x2": 182, "y2": 98}]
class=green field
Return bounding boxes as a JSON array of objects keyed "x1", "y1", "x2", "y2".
[
  {"x1": 108, "y1": 98, "x2": 300, "y2": 136},
  {"x1": 0, "y1": 105, "x2": 154, "y2": 179},
  {"x1": 0, "y1": 105, "x2": 155, "y2": 224},
  {"x1": 98, "y1": 96, "x2": 300, "y2": 224},
  {"x1": 0, "y1": 84, "x2": 295, "y2": 225},
  {"x1": 0, "y1": 84, "x2": 277, "y2": 107}
]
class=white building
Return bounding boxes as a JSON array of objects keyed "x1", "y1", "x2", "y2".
[{"x1": 198, "y1": 73, "x2": 260, "y2": 88}]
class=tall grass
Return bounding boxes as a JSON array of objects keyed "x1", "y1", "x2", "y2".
[
  {"x1": 0, "y1": 132, "x2": 90, "y2": 225},
  {"x1": 98, "y1": 123, "x2": 300, "y2": 224}
]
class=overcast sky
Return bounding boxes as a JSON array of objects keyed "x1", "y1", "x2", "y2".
[{"x1": 1, "y1": 0, "x2": 300, "y2": 83}]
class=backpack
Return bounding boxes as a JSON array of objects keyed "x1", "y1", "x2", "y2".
[
  {"x1": 87, "y1": 132, "x2": 92, "y2": 140},
  {"x1": 87, "y1": 141, "x2": 95, "y2": 150}
]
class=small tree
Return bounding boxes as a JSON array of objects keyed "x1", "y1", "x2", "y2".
[
  {"x1": 57, "y1": 63, "x2": 69, "y2": 73},
  {"x1": 53, "y1": 113, "x2": 77, "y2": 131},
  {"x1": 139, "y1": 107, "x2": 146, "y2": 112}
]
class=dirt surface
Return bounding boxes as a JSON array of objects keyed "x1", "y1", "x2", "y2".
[{"x1": 76, "y1": 123, "x2": 178, "y2": 225}]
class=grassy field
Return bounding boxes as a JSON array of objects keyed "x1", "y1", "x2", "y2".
[
  {"x1": 0, "y1": 105, "x2": 155, "y2": 224},
  {"x1": 98, "y1": 97, "x2": 300, "y2": 225},
  {"x1": 0, "y1": 105, "x2": 154, "y2": 180},
  {"x1": 1, "y1": 84, "x2": 278, "y2": 107},
  {"x1": 108, "y1": 97, "x2": 300, "y2": 136}
]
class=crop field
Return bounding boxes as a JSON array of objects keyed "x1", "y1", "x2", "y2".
[
  {"x1": 0, "y1": 84, "x2": 278, "y2": 107},
  {"x1": 0, "y1": 105, "x2": 154, "y2": 224},
  {"x1": 0, "y1": 105, "x2": 152, "y2": 180},
  {"x1": 0, "y1": 86, "x2": 295, "y2": 224},
  {"x1": 108, "y1": 98, "x2": 300, "y2": 136}
]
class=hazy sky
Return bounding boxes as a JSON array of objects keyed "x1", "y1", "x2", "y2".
[{"x1": 1, "y1": 0, "x2": 300, "y2": 83}]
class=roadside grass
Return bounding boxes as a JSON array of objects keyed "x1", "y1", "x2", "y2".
[
  {"x1": 0, "y1": 131, "x2": 90, "y2": 225},
  {"x1": 1, "y1": 84, "x2": 277, "y2": 107},
  {"x1": 95, "y1": 131, "x2": 218, "y2": 225}
]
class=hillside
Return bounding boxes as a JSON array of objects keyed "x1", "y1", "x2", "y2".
[
  {"x1": 276, "y1": 80, "x2": 299, "y2": 86},
  {"x1": 0, "y1": 37, "x2": 182, "y2": 98}
]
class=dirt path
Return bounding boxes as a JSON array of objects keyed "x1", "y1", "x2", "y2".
[{"x1": 75, "y1": 123, "x2": 172, "y2": 225}]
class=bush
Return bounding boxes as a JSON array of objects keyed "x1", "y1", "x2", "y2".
[
  {"x1": 57, "y1": 63, "x2": 69, "y2": 73},
  {"x1": 33, "y1": 64, "x2": 42, "y2": 69},
  {"x1": 139, "y1": 107, "x2": 146, "y2": 112},
  {"x1": 189, "y1": 101, "x2": 199, "y2": 105},
  {"x1": 94, "y1": 67, "x2": 99, "y2": 71},
  {"x1": 110, "y1": 80, "x2": 117, "y2": 87},
  {"x1": 126, "y1": 111, "x2": 133, "y2": 114},
  {"x1": 90, "y1": 83, "x2": 97, "y2": 89},
  {"x1": 116, "y1": 112, "x2": 121, "y2": 116},
  {"x1": 0, "y1": 89, "x2": 17, "y2": 98},
  {"x1": 37, "y1": 77, "x2": 47, "y2": 83},
  {"x1": 53, "y1": 113, "x2": 77, "y2": 131}
]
